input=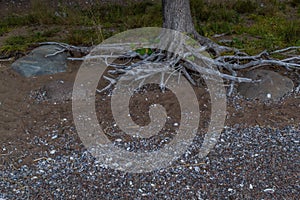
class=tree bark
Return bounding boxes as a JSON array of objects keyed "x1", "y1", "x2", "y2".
[
  {"x1": 162, "y1": 0, "x2": 195, "y2": 34},
  {"x1": 162, "y1": 0, "x2": 232, "y2": 55},
  {"x1": 160, "y1": 0, "x2": 199, "y2": 56}
]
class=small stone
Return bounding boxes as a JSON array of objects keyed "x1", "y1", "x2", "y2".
[
  {"x1": 238, "y1": 69, "x2": 294, "y2": 101},
  {"x1": 51, "y1": 135, "x2": 58, "y2": 140},
  {"x1": 11, "y1": 45, "x2": 67, "y2": 77},
  {"x1": 263, "y1": 188, "x2": 275, "y2": 193},
  {"x1": 49, "y1": 150, "x2": 56, "y2": 154}
]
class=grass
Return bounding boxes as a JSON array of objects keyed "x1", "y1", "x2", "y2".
[
  {"x1": 0, "y1": 26, "x2": 10, "y2": 36},
  {"x1": 0, "y1": 0, "x2": 299, "y2": 55},
  {"x1": 0, "y1": 28, "x2": 61, "y2": 54}
]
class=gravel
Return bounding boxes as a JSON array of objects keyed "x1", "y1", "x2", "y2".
[{"x1": 1, "y1": 125, "x2": 299, "y2": 199}]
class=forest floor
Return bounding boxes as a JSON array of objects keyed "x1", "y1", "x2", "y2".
[
  {"x1": 0, "y1": 0, "x2": 299, "y2": 199},
  {"x1": 0, "y1": 58, "x2": 299, "y2": 199}
]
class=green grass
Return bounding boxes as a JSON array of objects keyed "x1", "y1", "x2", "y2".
[
  {"x1": 0, "y1": 29, "x2": 61, "y2": 53},
  {"x1": 0, "y1": 0, "x2": 299, "y2": 55},
  {"x1": 1, "y1": 36, "x2": 31, "y2": 53},
  {"x1": 190, "y1": 0, "x2": 300, "y2": 54},
  {"x1": 0, "y1": 26, "x2": 10, "y2": 36},
  {"x1": 231, "y1": 14, "x2": 300, "y2": 53}
]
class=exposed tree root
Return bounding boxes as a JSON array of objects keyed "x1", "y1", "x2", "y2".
[{"x1": 39, "y1": 40, "x2": 299, "y2": 96}]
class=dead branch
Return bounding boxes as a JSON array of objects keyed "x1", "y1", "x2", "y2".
[
  {"x1": 271, "y1": 46, "x2": 300, "y2": 54},
  {"x1": 39, "y1": 42, "x2": 93, "y2": 56},
  {"x1": 38, "y1": 41, "x2": 299, "y2": 96},
  {"x1": 0, "y1": 57, "x2": 14, "y2": 62}
]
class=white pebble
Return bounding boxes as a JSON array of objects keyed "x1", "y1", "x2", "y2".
[
  {"x1": 264, "y1": 188, "x2": 275, "y2": 193},
  {"x1": 267, "y1": 93, "x2": 271, "y2": 98},
  {"x1": 49, "y1": 150, "x2": 56, "y2": 154},
  {"x1": 51, "y1": 135, "x2": 58, "y2": 139},
  {"x1": 249, "y1": 184, "x2": 253, "y2": 189}
]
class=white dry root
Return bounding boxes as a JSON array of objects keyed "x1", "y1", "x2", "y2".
[{"x1": 40, "y1": 40, "x2": 300, "y2": 96}]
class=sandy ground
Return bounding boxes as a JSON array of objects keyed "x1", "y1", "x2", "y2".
[
  {"x1": 0, "y1": 1, "x2": 299, "y2": 198},
  {"x1": 0, "y1": 60, "x2": 299, "y2": 199}
]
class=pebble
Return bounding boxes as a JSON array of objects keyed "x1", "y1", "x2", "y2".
[
  {"x1": 263, "y1": 188, "x2": 275, "y2": 193},
  {"x1": 51, "y1": 135, "x2": 58, "y2": 140},
  {"x1": 249, "y1": 184, "x2": 253, "y2": 189},
  {"x1": 49, "y1": 150, "x2": 56, "y2": 155},
  {"x1": 0, "y1": 126, "x2": 298, "y2": 199}
]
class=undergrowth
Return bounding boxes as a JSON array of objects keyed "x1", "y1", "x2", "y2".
[{"x1": 0, "y1": 0, "x2": 299, "y2": 55}]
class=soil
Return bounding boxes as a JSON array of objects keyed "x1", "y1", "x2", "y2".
[
  {"x1": 0, "y1": 60, "x2": 299, "y2": 199},
  {"x1": 0, "y1": 60, "x2": 298, "y2": 161},
  {"x1": 0, "y1": 1, "x2": 299, "y2": 198}
]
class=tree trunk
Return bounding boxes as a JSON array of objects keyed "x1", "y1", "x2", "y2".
[
  {"x1": 162, "y1": 0, "x2": 231, "y2": 55},
  {"x1": 162, "y1": 0, "x2": 195, "y2": 34},
  {"x1": 160, "y1": 0, "x2": 198, "y2": 56}
]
